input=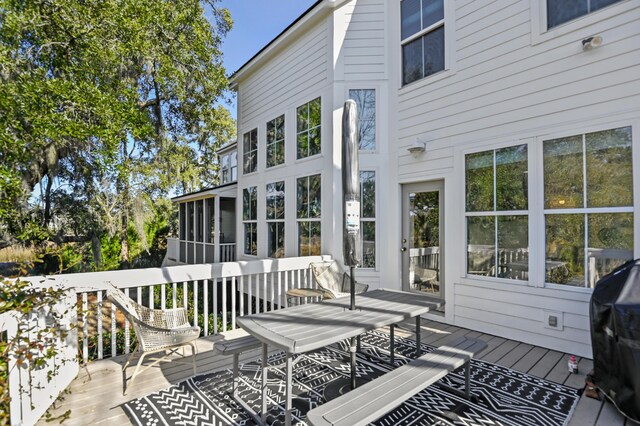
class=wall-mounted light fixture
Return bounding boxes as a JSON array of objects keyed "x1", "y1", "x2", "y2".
[
  {"x1": 582, "y1": 35, "x2": 603, "y2": 51},
  {"x1": 407, "y1": 139, "x2": 426, "y2": 157}
]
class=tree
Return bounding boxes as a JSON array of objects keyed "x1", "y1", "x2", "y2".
[{"x1": 0, "y1": 0, "x2": 235, "y2": 269}]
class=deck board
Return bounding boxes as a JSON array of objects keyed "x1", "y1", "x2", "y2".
[{"x1": 37, "y1": 319, "x2": 626, "y2": 426}]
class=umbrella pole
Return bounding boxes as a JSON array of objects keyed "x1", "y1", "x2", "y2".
[{"x1": 350, "y1": 266, "x2": 357, "y2": 389}]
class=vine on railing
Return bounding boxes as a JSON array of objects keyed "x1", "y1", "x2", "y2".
[{"x1": 0, "y1": 278, "x2": 72, "y2": 424}]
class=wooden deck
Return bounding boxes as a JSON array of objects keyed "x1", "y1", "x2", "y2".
[{"x1": 38, "y1": 319, "x2": 628, "y2": 425}]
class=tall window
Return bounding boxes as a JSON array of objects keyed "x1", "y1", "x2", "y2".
[
  {"x1": 266, "y1": 181, "x2": 285, "y2": 258},
  {"x1": 267, "y1": 115, "x2": 285, "y2": 168},
  {"x1": 220, "y1": 151, "x2": 237, "y2": 184},
  {"x1": 401, "y1": 0, "x2": 445, "y2": 85},
  {"x1": 243, "y1": 187, "x2": 257, "y2": 256},
  {"x1": 349, "y1": 89, "x2": 376, "y2": 150},
  {"x1": 543, "y1": 126, "x2": 633, "y2": 287},
  {"x1": 547, "y1": 0, "x2": 623, "y2": 29},
  {"x1": 465, "y1": 145, "x2": 529, "y2": 280},
  {"x1": 297, "y1": 174, "x2": 321, "y2": 255},
  {"x1": 243, "y1": 129, "x2": 257, "y2": 174},
  {"x1": 360, "y1": 171, "x2": 376, "y2": 268},
  {"x1": 296, "y1": 97, "x2": 321, "y2": 159}
]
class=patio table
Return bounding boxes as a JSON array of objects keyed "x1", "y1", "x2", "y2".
[{"x1": 237, "y1": 288, "x2": 443, "y2": 425}]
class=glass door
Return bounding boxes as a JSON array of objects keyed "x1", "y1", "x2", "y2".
[{"x1": 402, "y1": 181, "x2": 444, "y2": 303}]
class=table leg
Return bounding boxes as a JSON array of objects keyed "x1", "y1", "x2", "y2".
[
  {"x1": 415, "y1": 316, "x2": 421, "y2": 357},
  {"x1": 390, "y1": 324, "x2": 395, "y2": 365},
  {"x1": 285, "y1": 353, "x2": 293, "y2": 426},
  {"x1": 261, "y1": 343, "x2": 268, "y2": 423},
  {"x1": 350, "y1": 336, "x2": 357, "y2": 390}
]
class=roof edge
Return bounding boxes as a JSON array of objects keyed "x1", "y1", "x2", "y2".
[{"x1": 230, "y1": 0, "x2": 347, "y2": 86}]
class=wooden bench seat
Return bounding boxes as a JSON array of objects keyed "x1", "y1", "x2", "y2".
[{"x1": 306, "y1": 336, "x2": 487, "y2": 426}]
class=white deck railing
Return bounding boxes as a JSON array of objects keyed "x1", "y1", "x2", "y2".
[{"x1": 4, "y1": 255, "x2": 329, "y2": 424}]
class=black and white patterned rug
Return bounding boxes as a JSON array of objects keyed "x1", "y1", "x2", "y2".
[{"x1": 122, "y1": 330, "x2": 580, "y2": 426}]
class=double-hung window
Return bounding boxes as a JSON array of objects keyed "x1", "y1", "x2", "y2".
[
  {"x1": 296, "y1": 98, "x2": 321, "y2": 159},
  {"x1": 349, "y1": 89, "x2": 376, "y2": 150},
  {"x1": 243, "y1": 129, "x2": 257, "y2": 174},
  {"x1": 465, "y1": 145, "x2": 529, "y2": 280},
  {"x1": 220, "y1": 151, "x2": 238, "y2": 184},
  {"x1": 267, "y1": 115, "x2": 285, "y2": 168},
  {"x1": 297, "y1": 174, "x2": 321, "y2": 255},
  {"x1": 243, "y1": 186, "x2": 257, "y2": 256},
  {"x1": 543, "y1": 126, "x2": 633, "y2": 287},
  {"x1": 401, "y1": 0, "x2": 445, "y2": 85},
  {"x1": 547, "y1": 0, "x2": 623, "y2": 29},
  {"x1": 266, "y1": 181, "x2": 285, "y2": 258},
  {"x1": 360, "y1": 171, "x2": 376, "y2": 268}
]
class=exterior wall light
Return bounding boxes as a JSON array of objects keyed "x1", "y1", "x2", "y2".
[
  {"x1": 582, "y1": 35, "x2": 602, "y2": 51},
  {"x1": 407, "y1": 139, "x2": 426, "y2": 157}
]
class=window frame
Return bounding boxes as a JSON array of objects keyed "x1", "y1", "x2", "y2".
[
  {"x1": 296, "y1": 97, "x2": 322, "y2": 160},
  {"x1": 266, "y1": 180, "x2": 285, "y2": 258},
  {"x1": 461, "y1": 121, "x2": 638, "y2": 294},
  {"x1": 348, "y1": 89, "x2": 377, "y2": 151},
  {"x1": 530, "y1": 0, "x2": 632, "y2": 45},
  {"x1": 242, "y1": 186, "x2": 258, "y2": 256},
  {"x1": 243, "y1": 128, "x2": 258, "y2": 175},
  {"x1": 296, "y1": 173, "x2": 322, "y2": 256},
  {"x1": 541, "y1": 126, "x2": 634, "y2": 290},
  {"x1": 266, "y1": 114, "x2": 285, "y2": 168},
  {"x1": 400, "y1": 0, "x2": 447, "y2": 86},
  {"x1": 464, "y1": 144, "x2": 530, "y2": 285},
  {"x1": 360, "y1": 170, "x2": 377, "y2": 269}
]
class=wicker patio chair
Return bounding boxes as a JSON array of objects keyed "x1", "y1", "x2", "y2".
[
  {"x1": 310, "y1": 261, "x2": 369, "y2": 299},
  {"x1": 107, "y1": 286, "x2": 201, "y2": 395}
]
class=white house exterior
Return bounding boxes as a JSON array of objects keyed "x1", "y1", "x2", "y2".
[{"x1": 173, "y1": 0, "x2": 640, "y2": 357}]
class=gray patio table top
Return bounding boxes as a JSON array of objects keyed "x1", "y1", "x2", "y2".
[{"x1": 236, "y1": 288, "x2": 443, "y2": 425}]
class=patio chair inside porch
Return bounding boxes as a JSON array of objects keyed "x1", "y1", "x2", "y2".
[
  {"x1": 107, "y1": 286, "x2": 201, "y2": 395},
  {"x1": 310, "y1": 260, "x2": 369, "y2": 299}
]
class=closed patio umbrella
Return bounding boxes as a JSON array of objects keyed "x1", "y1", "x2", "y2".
[{"x1": 342, "y1": 99, "x2": 360, "y2": 390}]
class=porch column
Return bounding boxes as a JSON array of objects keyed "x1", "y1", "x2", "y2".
[{"x1": 214, "y1": 196, "x2": 220, "y2": 263}]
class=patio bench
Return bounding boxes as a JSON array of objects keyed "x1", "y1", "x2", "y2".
[
  {"x1": 306, "y1": 335, "x2": 487, "y2": 426},
  {"x1": 213, "y1": 334, "x2": 261, "y2": 396}
]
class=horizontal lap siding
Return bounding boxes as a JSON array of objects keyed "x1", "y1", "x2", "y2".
[
  {"x1": 343, "y1": 0, "x2": 386, "y2": 79},
  {"x1": 396, "y1": 1, "x2": 640, "y2": 356},
  {"x1": 239, "y1": 22, "x2": 328, "y2": 124}
]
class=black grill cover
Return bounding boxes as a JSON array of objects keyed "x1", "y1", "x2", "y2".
[{"x1": 590, "y1": 259, "x2": 640, "y2": 422}]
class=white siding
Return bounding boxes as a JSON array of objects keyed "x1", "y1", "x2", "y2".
[
  {"x1": 342, "y1": 0, "x2": 387, "y2": 79},
  {"x1": 393, "y1": 0, "x2": 640, "y2": 357},
  {"x1": 239, "y1": 21, "x2": 329, "y2": 125}
]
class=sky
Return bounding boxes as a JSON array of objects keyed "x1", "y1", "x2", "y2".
[{"x1": 216, "y1": 0, "x2": 317, "y2": 116}]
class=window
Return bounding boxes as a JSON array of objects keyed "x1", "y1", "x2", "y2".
[
  {"x1": 266, "y1": 181, "x2": 285, "y2": 258},
  {"x1": 360, "y1": 171, "x2": 376, "y2": 268},
  {"x1": 296, "y1": 97, "x2": 321, "y2": 159},
  {"x1": 243, "y1": 129, "x2": 257, "y2": 174},
  {"x1": 220, "y1": 151, "x2": 237, "y2": 184},
  {"x1": 243, "y1": 187, "x2": 257, "y2": 255},
  {"x1": 401, "y1": 0, "x2": 445, "y2": 85},
  {"x1": 297, "y1": 174, "x2": 321, "y2": 255},
  {"x1": 349, "y1": 89, "x2": 376, "y2": 150},
  {"x1": 267, "y1": 115, "x2": 285, "y2": 167},
  {"x1": 547, "y1": 0, "x2": 623, "y2": 29},
  {"x1": 543, "y1": 126, "x2": 633, "y2": 287},
  {"x1": 465, "y1": 145, "x2": 529, "y2": 280}
]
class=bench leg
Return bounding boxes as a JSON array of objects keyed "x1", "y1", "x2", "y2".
[
  {"x1": 390, "y1": 324, "x2": 395, "y2": 365},
  {"x1": 350, "y1": 336, "x2": 357, "y2": 390},
  {"x1": 285, "y1": 353, "x2": 293, "y2": 426},
  {"x1": 464, "y1": 360, "x2": 471, "y2": 399},
  {"x1": 261, "y1": 344, "x2": 268, "y2": 423},
  {"x1": 415, "y1": 316, "x2": 421, "y2": 357}
]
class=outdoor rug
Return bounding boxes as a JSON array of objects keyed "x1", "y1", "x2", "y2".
[{"x1": 122, "y1": 329, "x2": 580, "y2": 426}]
